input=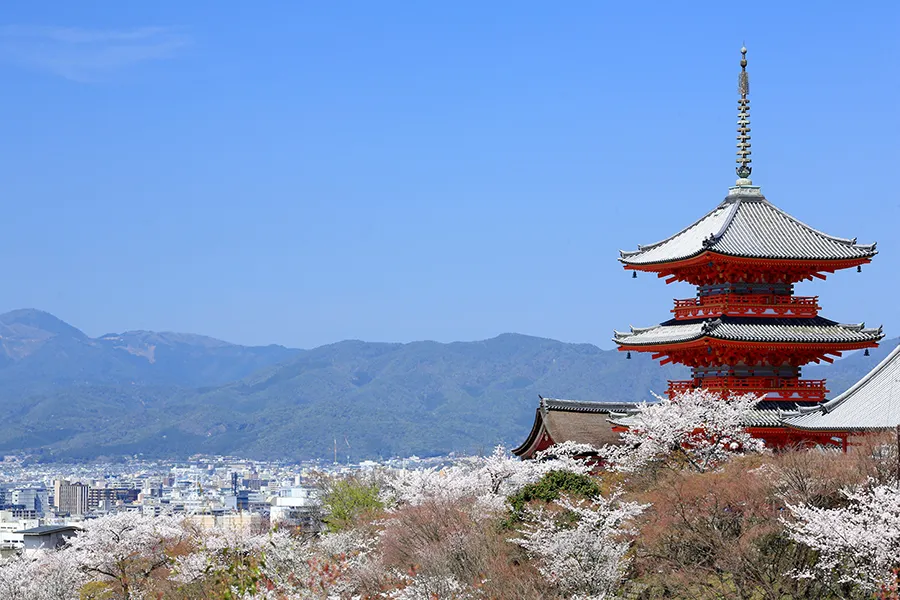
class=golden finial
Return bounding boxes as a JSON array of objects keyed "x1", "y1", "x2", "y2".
[{"x1": 736, "y1": 46, "x2": 752, "y2": 184}]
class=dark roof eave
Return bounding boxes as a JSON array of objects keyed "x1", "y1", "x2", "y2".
[
  {"x1": 782, "y1": 424, "x2": 895, "y2": 433},
  {"x1": 619, "y1": 249, "x2": 877, "y2": 268},
  {"x1": 511, "y1": 407, "x2": 545, "y2": 457},
  {"x1": 542, "y1": 399, "x2": 644, "y2": 413},
  {"x1": 615, "y1": 335, "x2": 884, "y2": 347}
]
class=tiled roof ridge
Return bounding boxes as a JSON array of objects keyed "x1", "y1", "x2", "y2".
[
  {"x1": 613, "y1": 317, "x2": 884, "y2": 345},
  {"x1": 703, "y1": 199, "x2": 742, "y2": 247},
  {"x1": 540, "y1": 397, "x2": 644, "y2": 413},
  {"x1": 619, "y1": 203, "x2": 726, "y2": 259}
]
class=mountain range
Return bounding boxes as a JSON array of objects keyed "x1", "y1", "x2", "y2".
[{"x1": 0, "y1": 309, "x2": 894, "y2": 463}]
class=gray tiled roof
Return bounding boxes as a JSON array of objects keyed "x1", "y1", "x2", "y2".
[
  {"x1": 540, "y1": 398, "x2": 643, "y2": 414},
  {"x1": 614, "y1": 317, "x2": 884, "y2": 347},
  {"x1": 746, "y1": 408, "x2": 791, "y2": 428},
  {"x1": 14, "y1": 525, "x2": 81, "y2": 535},
  {"x1": 609, "y1": 401, "x2": 818, "y2": 429},
  {"x1": 619, "y1": 188, "x2": 877, "y2": 265},
  {"x1": 782, "y1": 344, "x2": 900, "y2": 431}
]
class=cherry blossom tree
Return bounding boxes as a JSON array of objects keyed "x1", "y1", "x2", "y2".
[
  {"x1": 511, "y1": 491, "x2": 647, "y2": 599},
  {"x1": 0, "y1": 556, "x2": 39, "y2": 600},
  {"x1": 173, "y1": 524, "x2": 317, "y2": 598},
  {"x1": 784, "y1": 483, "x2": 900, "y2": 590},
  {"x1": 385, "y1": 573, "x2": 485, "y2": 599},
  {"x1": 383, "y1": 445, "x2": 591, "y2": 512},
  {"x1": 602, "y1": 389, "x2": 765, "y2": 473},
  {"x1": 66, "y1": 512, "x2": 187, "y2": 599},
  {"x1": 0, "y1": 550, "x2": 84, "y2": 600}
]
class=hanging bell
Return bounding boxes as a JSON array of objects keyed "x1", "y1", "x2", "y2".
[
  {"x1": 864, "y1": 348, "x2": 870, "y2": 356},
  {"x1": 626, "y1": 351, "x2": 632, "y2": 360},
  {"x1": 857, "y1": 265, "x2": 862, "y2": 273},
  {"x1": 632, "y1": 271, "x2": 637, "y2": 279}
]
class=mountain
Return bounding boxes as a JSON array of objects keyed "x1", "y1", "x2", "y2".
[
  {"x1": 0, "y1": 309, "x2": 893, "y2": 463},
  {"x1": 139, "y1": 334, "x2": 687, "y2": 460},
  {"x1": 0, "y1": 309, "x2": 299, "y2": 391}
]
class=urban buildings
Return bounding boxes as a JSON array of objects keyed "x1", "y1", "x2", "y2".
[
  {"x1": 0, "y1": 452, "x2": 444, "y2": 556},
  {"x1": 53, "y1": 479, "x2": 90, "y2": 516}
]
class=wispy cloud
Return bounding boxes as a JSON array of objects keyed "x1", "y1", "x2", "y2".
[{"x1": 0, "y1": 25, "x2": 190, "y2": 82}]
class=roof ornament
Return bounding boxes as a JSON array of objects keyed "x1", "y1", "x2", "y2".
[{"x1": 735, "y1": 46, "x2": 752, "y2": 185}]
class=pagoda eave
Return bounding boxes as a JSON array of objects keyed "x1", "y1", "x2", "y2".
[
  {"x1": 616, "y1": 338, "x2": 882, "y2": 353},
  {"x1": 616, "y1": 338, "x2": 880, "y2": 368},
  {"x1": 622, "y1": 251, "x2": 873, "y2": 285}
]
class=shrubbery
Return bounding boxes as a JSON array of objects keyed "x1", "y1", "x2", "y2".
[{"x1": 506, "y1": 469, "x2": 602, "y2": 525}]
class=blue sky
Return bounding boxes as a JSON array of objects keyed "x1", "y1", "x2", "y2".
[{"x1": 1, "y1": 2, "x2": 897, "y2": 349}]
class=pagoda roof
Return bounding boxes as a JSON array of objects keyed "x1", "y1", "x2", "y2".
[
  {"x1": 614, "y1": 316, "x2": 884, "y2": 347},
  {"x1": 619, "y1": 187, "x2": 877, "y2": 266},
  {"x1": 781, "y1": 343, "x2": 900, "y2": 432}
]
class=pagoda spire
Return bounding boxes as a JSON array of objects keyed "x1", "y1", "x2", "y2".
[{"x1": 735, "y1": 46, "x2": 752, "y2": 185}]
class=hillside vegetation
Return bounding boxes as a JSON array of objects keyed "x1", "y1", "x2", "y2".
[{"x1": 0, "y1": 309, "x2": 894, "y2": 462}]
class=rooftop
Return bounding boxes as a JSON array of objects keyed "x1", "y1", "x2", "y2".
[
  {"x1": 512, "y1": 397, "x2": 643, "y2": 457},
  {"x1": 619, "y1": 188, "x2": 877, "y2": 267},
  {"x1": 539, "y1": 398, "x2": 645, "y2": 413},
  {"x1": 614, "y1": 316, "x2": 884, "y2": 347},
  {"x1": 782, "y1": 344, "x2": 900, "y2": 431},
  {"x1": 14, "y1": 525, "x2": 82, "y2": 536}
]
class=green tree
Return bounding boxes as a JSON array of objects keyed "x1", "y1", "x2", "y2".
[{"x1": 320, "y1": 476, "x2": 384, "y2": 532}]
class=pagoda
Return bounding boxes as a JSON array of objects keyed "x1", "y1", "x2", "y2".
[{"x1": 613, "y1": 48, "x2": 884, "y2": 445}]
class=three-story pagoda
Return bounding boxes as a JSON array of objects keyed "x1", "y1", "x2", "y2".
[{"x1": 613, "y1": 48, "x2": 883, "y2": 445}]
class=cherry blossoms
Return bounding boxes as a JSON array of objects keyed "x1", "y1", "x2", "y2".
[
  {"x1": 67, "y1": 512, "x2": 186, "y2": 598},
  {"x1": 785, "y1": 483, "x2": 900, "y2": 590},
  {"x1": 382, "y1": 444, "x2": 591, "y2": 512},
  {"x1": 602, "y1": 389, "x2": 765, "y2": 473},
  {"x1": 0, "y1": 552, "x2": 83, "y2": 600},
  {"x1": 512, "y1": 492, "x2": 647, "y2": 600}
]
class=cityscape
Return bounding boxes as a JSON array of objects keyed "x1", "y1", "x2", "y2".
[{"x1": 0, "y1": 453, "x2": 450, "y2": 557}]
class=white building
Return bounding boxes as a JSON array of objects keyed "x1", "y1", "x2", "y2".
[{"x1": 15, "y1": 525, "x2": 81, "y2": 557}]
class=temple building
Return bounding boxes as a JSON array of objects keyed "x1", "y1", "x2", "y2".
[
  {"x1": 513, "y1": 398, "x2": 636, "y2": 459},
  {"x1": 612, "y1": 47, "x2": 883, "y2": 446},
  {"x1": 515, "y1": 48, "x2": 891, "y2": 457}
]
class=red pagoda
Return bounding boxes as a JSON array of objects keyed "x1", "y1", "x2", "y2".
[{"x1": 613, "y1": 48, "x2": 883, "y2": 446}]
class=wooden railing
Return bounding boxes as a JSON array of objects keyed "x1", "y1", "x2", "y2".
[
  {"x1": 668, "y1": 376, "x2": 828, "y2": 401},
  {"x1": 672, "y1": 294, "x2": 819, "y2": 320}
]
